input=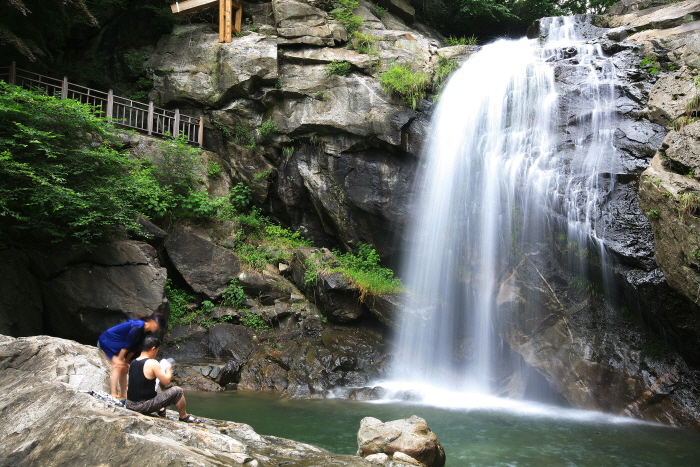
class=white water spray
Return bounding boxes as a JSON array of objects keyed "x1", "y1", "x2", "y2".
[{"x1": 390, "y1": 16, "x2": 623, "y2": 402}]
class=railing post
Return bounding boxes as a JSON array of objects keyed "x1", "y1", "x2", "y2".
[
  {"x1": 9, "y1": 61, "x2": 16, "y2": 85},
  {"x1": 174, "y1": 109, "x2": 180, "y2": 138},
  {"x1": 198, "y1": 116, "x2": 205, "y2": 147},
  {"x1": 61, "y1": 76, "x2": 68, "y2": 99},
  {"x1": 106, "y1": 90, "x2": 114, "y2": 122},
  {"x1": 147, "y1": 101, "x2": 154, "y2": 135}
]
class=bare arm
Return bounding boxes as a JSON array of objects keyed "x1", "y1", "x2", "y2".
[{"x1": 149, "y1": 360, "x2": 172, "y2": 386}]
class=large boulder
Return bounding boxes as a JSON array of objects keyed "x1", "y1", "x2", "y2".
[
  {"x1": 0, "y1": 335, "x2": 379, "y2": 467},
  {"x1": 274, "y1": 0, "x2": 347, "y2": 46},
  {"x1": 30, "y1": 241, "x2": 167, "y2": 343},
  {"x1": 356, "y1": 415, "x2": 446, "y2": 467},
  {"x1": 0, "y1": 249, "x2": 43, "y2": 336},
  {"x1": 165, "y1": 225, "x2": 242, "y2": 300},
  {"x1": 148, "y1": 24, "x2": 279, "y2": 108}
]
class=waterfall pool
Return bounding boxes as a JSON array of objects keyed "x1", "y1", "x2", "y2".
[{"x1": 187, "y1": 390, "x2": 700, "y2": 466}]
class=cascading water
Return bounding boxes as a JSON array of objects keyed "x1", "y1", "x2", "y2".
[{"x1": 387, "y1": 16, "x2": 624, "y2": 402}]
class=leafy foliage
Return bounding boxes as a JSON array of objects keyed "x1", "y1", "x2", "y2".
[
  {"x1": 325, "y1": 60, "x2": 353, "y2": 77},
  {"x1": 331, "y1": 243, "x2": 403, "y2": 298},
  {"x1": 331, "y1": 0, "x2": 362, "y2": 35},
  {"x1": 233, "y1": 123, "x2": 256, "y2": 149},
  {"x1": 258, "y1": 120, "x2": 280, "y2": 142},
  {"x1": 380, "y1": 65, "x2": 430, "y2": 109},
  {"x1": 165, "y1": 279, "x2": 195, "y2": 329},
  {"x1": 230, "y1": 182, "x2": 252, "y2": 211},
  {"x1": 0, "y1": 83, "x2": 150, "y2": 242},
  {"x1": 221, "y1": 279, "x2": 246, "y2": 309},
  {"x1": 433, "y1": 54, "x2": 460, "y2": 91},
  {"x1": 207, "y1": 160, "x2": 222, "y2": 178},
  {"x1": 352, "y1": 32, "x2": 379, "y2": 55}
]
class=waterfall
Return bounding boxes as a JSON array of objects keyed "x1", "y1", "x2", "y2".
[{"x1": 388, "y1": 16, "x2": 623, "y2": 401}]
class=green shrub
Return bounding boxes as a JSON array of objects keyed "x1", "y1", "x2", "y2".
[
  {"x1": 0, "y1": 83, "x2": 153, "y2": 242},
  {"x1": 221, "y1": 279, "x2": 246, "y2": 309},
  {"x1": 433, "y1": 54, "x2": 460, "y2": 91},
  {"x1": 254, "y1": 169, "x2": 274, "y2": 181},
  {"x1": 325, "y1": 60, "x2": 352, "y2": 77},
  {"x1": 445, "y1": 36, "x2": 478, "y2": 46},
  {"x1": 241, "y1": 311, "x2": 270, "y2": 330},
  {"x1": 332, "y1": 243, "x2": 403, "y2": 299},
  {"x1": 314, "y1": 91, "x2": 327, "y2": 100},
  {"x1": 331, "y1": 0, "x2": 362, "y2": 34},
  {"x1": 380, "y1": 65, "x2": 430, "y2": 109},
  {"x1": 353, "y1": 32, "x2": 378, "y2": 54},
  {"x1": 233, "y1": 123, "x2": 255, "y2": 149},
  {"x1": 165, "y1": 279, "x2": 195, "y2": 329},
  {"x1": 207, "y1": 160, "x2": 222, "y2": 178},
  {"x1": 258, "y1": 120, "x2": 280, "y2": 142},
  {"x1": 645, "y1": 209, "x2": 661, "y2": 219},
  {"x1": 230, "y1": 182, "x2": 252, "y2": 211}
]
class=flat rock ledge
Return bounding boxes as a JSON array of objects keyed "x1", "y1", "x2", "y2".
[{"x1": 0, "y1": 335, "x2": 382, "y2": 467}]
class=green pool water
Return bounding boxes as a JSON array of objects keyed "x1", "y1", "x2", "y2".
[{"x1": 186, "y1": 390, "x2": 700, "y2": 466}]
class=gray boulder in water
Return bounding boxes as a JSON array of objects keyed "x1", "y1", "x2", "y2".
[{"x1": 357, "y1": 415, "x2": 446, "y2": 467}]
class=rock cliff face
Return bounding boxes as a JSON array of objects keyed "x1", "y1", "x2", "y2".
[
  {"x1": 492, "y1": 1, "x2": 700, "y2": 429},
  {"x1": 145, "y1": 0, "x2": 462, "y2": 257}
]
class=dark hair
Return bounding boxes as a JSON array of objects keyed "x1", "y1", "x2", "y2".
[
  {"x1": 142, "y1": 335, "x2": 161, "y2": 351},
  {"x1": 140, "y1": 312, "x2": 167, "y2": 330}
]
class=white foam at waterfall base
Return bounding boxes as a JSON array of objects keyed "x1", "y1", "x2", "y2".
[
  {"x1": 389, "y1": 15, "x2": 627, "y2": 411},
  {"x1": 371, "y1": 381, "x2": 649, "y2": 426}
]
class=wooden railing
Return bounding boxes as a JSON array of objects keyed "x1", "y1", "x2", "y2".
[{"x1": 0, "y1": 62, "x2": 204, "y2": 146}]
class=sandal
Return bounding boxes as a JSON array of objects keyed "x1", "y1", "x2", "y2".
[
  {"x1": 157, "y1": 407, "x2": 166, "y2": 418},
  {"x1": 179, "y1": 414, "x2": 202, "y2": 424}
]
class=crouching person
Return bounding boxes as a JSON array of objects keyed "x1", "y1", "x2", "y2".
[{"x1": 125, "y1": 335, "x2": 201, "y2": 424}]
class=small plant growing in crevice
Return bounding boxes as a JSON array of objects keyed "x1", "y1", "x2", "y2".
[
  {"x1": 221, "y1": 279, "x2": 246, "y2": 309},
  {"x1": 433, "y1": 54, "x2": 460, "y2": 92},
  {"x1": 353, "y1": 32, "x2": 379, "y2": 54},
  {"x1": 230, "y1": 182, "x2": 252, "y2": 211},
  {"x1": 254, "y1": 169, "x2": 274, "y2": 181},
  {"x1": 241, "y1": 311, "x2": 270, "y2": 330},
  {"x1": 207, "y1": 160, "x2": 222, "y2": 178},
  {"x1": 325, "y1": 60, "x2": 352, "y2": 77},
  {"x1": 314, "y1": 91, "x2": 328, "y2": 100},
  {"x1": 645, "y1": 209, "x2": 661, "y2": 219},
  {"x1": 331, "y1": 0, "x2": 362, "y2": 34},
  {"x1": 258, "y1": 119, "x2": 280, "y2": 142},
  {"x1": 380, "y1": 64, "x2": 430, "y2": 109},
  {"x1": 233, "y1": 123, "x2": 256, "y2": 149}
]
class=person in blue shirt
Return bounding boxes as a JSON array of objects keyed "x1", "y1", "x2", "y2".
[{"x1": 97, "y1": 313, "x2": 166, "y2": 398}]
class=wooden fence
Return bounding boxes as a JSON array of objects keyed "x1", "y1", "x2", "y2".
[{"x1": 0, "y1": 62, "x2": 204, "y2": 146}]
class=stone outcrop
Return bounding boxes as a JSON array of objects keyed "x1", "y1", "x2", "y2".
[
  {"x1": 357, "y1": 415, "x2": 446, "y2": 467},
  {"x1": 147, "y1": 25, "x2": 279, "y2": 108},
  {"x1": 0, "y1": 335, "x2": 380, "y2": 467},
  {"x1": 0, "y1": 249, "x2": 43, "y2": 336},
  {"x1": 146, "y1": 2, "x2": 446, "y2": 257},
  {"x1": 1, "y1": 241, "x2": 168, "y2": 344},
  {"x1": 165, "y1": 225, "x2": 242, "y2": 300}
]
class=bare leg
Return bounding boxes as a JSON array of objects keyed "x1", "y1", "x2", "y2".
[
  {"x1": 174, "y1": 393, "x2": 188, "y2": 419},
  {"x1": 109, "y1": 355, "x2": 128, "y2": 398}
]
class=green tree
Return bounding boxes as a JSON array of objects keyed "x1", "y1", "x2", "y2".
[{"x1": 0, "y1": 83, "x2": 148, "y2": 243}]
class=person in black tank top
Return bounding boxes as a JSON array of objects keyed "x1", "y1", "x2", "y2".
[{"x1": 124, "y1": 336, "x2": 201, "y2": 423}]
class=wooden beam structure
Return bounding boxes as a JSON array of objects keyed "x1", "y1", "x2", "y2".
[{"x1": 170, "y1": 0, "x2": 242, "y2": 42}]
